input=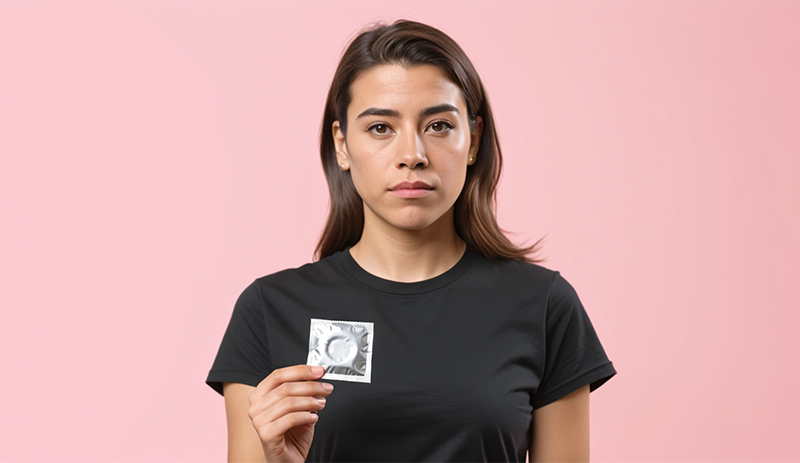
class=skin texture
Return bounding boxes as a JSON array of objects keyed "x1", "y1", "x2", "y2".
[{"x1": 223, "y1": 64, "x2": 592, "y2": 462}]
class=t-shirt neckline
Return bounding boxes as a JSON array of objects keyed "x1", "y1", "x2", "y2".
[{"x1": 335, "y1": 245, "x2": 479, "y2": 295}]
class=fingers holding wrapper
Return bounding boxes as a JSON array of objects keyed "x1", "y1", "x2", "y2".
[{"x1": 307, "y1": 318, "x2": 374, "y2": 383}]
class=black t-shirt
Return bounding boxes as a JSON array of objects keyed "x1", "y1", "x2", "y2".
[{"x1": 206, "y1": 247, "x2": 616, "y2": 462}]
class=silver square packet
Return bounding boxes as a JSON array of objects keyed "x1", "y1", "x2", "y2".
[{"x1": 307, "y1": 318, "x2": 374, "y2": 383}]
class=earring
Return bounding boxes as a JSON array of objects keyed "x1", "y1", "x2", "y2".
[
  {"x1": 469, "y1": 157, "x2": 474, "y2": 163},
  {"x1": 341, "y1": 163, "x2": 345, "y2": 169}
]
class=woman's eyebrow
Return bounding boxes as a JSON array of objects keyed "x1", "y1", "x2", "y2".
[
  {"x1": 419, "y1": 104, "x2": 460, "y2": 117},
  {"x1": 355, "y1": 104, "x2": 460, "y2": 120},
  {"x1": 355, "y1": 108, "x2": 401, "y2": 119}
]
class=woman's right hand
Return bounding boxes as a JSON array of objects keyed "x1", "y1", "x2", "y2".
[{"x1": 248, "y1": 365, "x2": 334, "y2": 462}]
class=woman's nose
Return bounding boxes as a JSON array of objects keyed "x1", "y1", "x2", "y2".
[{"x1": 396, "y1": 130, "x2": 428, "y2": 169}]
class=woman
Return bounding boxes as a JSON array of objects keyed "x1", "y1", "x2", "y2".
[{"x1": 207, "y1": 20, "x2": 615, "y2": 462}]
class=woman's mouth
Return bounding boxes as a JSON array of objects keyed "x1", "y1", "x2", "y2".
[{"x1": 390, "y1": 181, "x2": 434, "y2": 198}]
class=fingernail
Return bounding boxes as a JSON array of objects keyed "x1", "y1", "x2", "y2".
[
  {"x1": 322, "y1": 382, "x2": 334, "y2": 392},
  {"x1": 311, "y1": 366, "x2": 325, "y2": 375},
  {"x1": 317, "y1": 397, "x2": 326, "y2": 405}
]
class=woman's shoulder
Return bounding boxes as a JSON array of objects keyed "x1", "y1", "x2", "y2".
[
  {"x1": 251, "y1": 250, "x2": 345, "y2": 287},
  {"x1": 229, "y1": 252, "x2": 346, "y2": 311},
  {"x1": 477, "y1": 252, "x2": 559, "y2": 282},
  {"x1": 473, "y1": 252, "x2": 580, "y2": 300}
]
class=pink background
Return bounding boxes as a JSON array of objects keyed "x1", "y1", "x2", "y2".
[{"x1": 1, "y1": 0, "x2": 798, "y2": 461}]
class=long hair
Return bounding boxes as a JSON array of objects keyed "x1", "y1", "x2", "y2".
[{"x1": 315, "y1": 20, "x2": 541, "y2": 262}]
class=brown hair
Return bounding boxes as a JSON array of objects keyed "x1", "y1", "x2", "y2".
[{"x1": 315, "y1": 20, "x2": 541, "y2": 262}]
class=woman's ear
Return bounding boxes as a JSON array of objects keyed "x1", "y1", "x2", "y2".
[
  {"x1": 332, "y1": 121, "x2": 350, "y2": 170},
  {"x1": 467, "y1": 115, "x2": 483, "y2": 165}
]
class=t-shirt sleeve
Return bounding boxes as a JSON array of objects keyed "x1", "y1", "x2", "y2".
[
  {"x1": 531, "y1": 272, "x2": 616, "y2": 409},
  {"x1": 206, "y1": 280, "x2": 272, "y2": 396}
]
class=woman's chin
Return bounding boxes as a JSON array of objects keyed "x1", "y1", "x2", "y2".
[
  {"x1": 382, "y1": 212, "x2": 455, "y2": 234},
  {"x1": 363, "y1": 202, "x2": 456, "y2": 235}
]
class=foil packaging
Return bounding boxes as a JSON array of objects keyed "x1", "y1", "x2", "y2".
[{"x1": 307, "y1": 318, "x2": 374, "y2": 383}]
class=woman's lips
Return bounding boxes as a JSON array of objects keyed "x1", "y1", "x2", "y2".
[{"x1": 390, "y1": 181, "x2": 434, "y2": 198}]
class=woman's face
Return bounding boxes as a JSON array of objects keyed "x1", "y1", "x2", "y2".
[{"x1": 333, "y1": 64, "x2": 482, "y2": 234}]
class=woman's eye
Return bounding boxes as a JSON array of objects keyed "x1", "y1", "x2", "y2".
[
  {"x1": 369, "y1": 124, "x2": 390, "y2": 135},
  {"x1": 428, "y1": 121, "x2": 453, "y2": 133}
]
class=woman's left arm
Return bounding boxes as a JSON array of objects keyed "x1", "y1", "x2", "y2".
[{"x1": 529, "y1": 385, "x2": 591, "y2": 462}]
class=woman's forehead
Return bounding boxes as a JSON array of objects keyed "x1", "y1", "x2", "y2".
[{"x1": 347, "y1": 64, "x2": 467, "y2": 118}]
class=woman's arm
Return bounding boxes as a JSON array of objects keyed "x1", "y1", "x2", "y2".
[
  {"x1": 529, "y1": 385, "x2": 591, "y2": 462},
  {"x1": 223, "y1": 382, "x2": 265, "y2": 462}
]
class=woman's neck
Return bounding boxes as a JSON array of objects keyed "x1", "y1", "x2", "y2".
[{"x1": 349, "y1": 209, "x2": 466, "y2": 283}]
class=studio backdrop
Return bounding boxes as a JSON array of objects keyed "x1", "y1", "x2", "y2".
[{"x1": 1, "y1": 1, "x2": 798, "y2": 461}]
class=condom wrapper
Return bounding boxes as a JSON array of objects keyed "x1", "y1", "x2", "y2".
[{"x1": 307, "y1": 318, "x2": 374, "y2": 383}]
